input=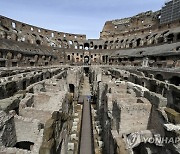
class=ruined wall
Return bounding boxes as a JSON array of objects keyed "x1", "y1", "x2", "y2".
[
  {"x1": 0, "y1": 16, "x2": 86, "y2": 48},
  {"x1": 0, "y1": 111, "x2": 17, "y2": 147},
  {"x1": 14, "y1": 115, "x2": 41, "y2": 143}
]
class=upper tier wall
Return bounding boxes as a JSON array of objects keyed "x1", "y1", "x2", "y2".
[
  {"x1": 0, "y1": 16, "x2": 86, "y2": 49},
  {"x1": 100, "y1": 11, "x2": 161, "y2": 39}
]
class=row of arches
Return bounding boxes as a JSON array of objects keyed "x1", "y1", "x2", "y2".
[
  {"x1": 155, "y1": 74, "x2": 180, "y2": 86},
  {"x1": 1, "y1": 26, "x2": 180, "y2": 50},
  {"x1": 0, "y1": 51, "x2": 54, "y2": 67},
  {"x1": 103, "y1": 32, "x2": 180, "y2": 50}
]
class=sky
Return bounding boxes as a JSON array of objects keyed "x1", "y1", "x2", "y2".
[{"x1": 0, "y1": 0, "x2": 166, "y2": 39}]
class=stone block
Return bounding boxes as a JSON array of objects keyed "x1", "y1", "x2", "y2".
[
  {"x1": 165, "y1": 108, "x2": 180, "y2": 124},
  {"x1": 68, "y1": 143, "x2": 74, "y2": 151},
  {"x1": 44, "y1": 119, "x2": 55, "y2": 130},
  {"x1": 43, "y1": 128, "x2": 54, "y2": 142},
  {"x1": 51, "y1": 111, "x2": 60, "y2": 121},
  {"x1": 39, "y1": 139, "x2": 55, "y2": 154},
  {"x1": 72, "y1": 126, "x2": 77, "y2": 132},
  {"x1": 70, "y1": 134, "x2": 77, "y2": 140},
  {"x1": 144, "y1": 91, "x2": 167, "y2": 107}
]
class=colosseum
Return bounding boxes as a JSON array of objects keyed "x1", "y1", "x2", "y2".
[{"x1": 0, "y1": 0, "x2": 180, "y2": 154}]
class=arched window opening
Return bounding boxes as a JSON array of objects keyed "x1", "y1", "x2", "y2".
[
  {"x1": 157, "y1": 37, "x2": 164, "y2": 44},
  {"x1": 12, "y1": 22, "x2": 16, "y2": 29},
  {"x1": 90, "y1": 42, "x2": 93, "y2": 47},
  {"x1": 67, "y1": 55, "x2": 70, "y2": 61},
  {"x1": 129, "y1": 42, "x2": 133, "y2": 48},
  {"x1": 94, "y1": 45, "x2": 98, "y2": 49},
  {"x1": 69, "y1": 84, "x2": 75, "y2": 93},
  {"x1": 79, "y1": 45, "x2": 83, "y2": 49},
  {"x1": 36, "y1": 40, "x2": 41, "y2": 45},
  {"x1": 136, "y1": 38, "x2": 141, "y2": 47},
  {"x1": 69, "y1": 40, "x2": 73, "y2": 45},
  {"x1": 104, "y1": 45, "x2": 107, "y2": 49},
  {"x1": 169, "y1": 76, "x2": 180, "y2": 86},
  {"x1": 155, "y1": 74, "x2": 164, "y2": 81},
  {"x1": 0, "y1": 51, "x2": 3, "y2": 58},
  {"x1": 167, "y1": 33, "x2": 174, "y2": 43},
  {"x1": 84, "y1": 43, "x2": 89, "y2": 50},
  {"x1": 177, "y1": 33, "x2": 180, "y2": 41}
]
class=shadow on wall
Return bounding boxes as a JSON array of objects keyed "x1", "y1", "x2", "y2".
[
  {"x1": 14, "y1": 141, "x2": 34, "y2": 151},
  {"x1": 69, "y1": 84, "x2": 75, "y2": 93}
]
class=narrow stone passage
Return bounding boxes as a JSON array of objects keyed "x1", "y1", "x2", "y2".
[{"x1": 79, "y1": 75, "x2": 94, "y2": 154}]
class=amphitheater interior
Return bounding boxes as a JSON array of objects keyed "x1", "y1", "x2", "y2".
[{"x1": 0, "y1": 0, "x2": 180, "y2": 154}]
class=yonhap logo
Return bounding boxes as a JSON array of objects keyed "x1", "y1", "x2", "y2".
[
  {"x1": 126, "y1": 132, "x2": 140, "y2": 148},
  {"x1": 126, "y1": 132, "x2": 180, "y2": 149}
]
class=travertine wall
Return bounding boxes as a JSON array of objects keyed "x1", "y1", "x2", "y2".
[{"x1": 14, "y1": 115, "x2": 41, "y2": 143}]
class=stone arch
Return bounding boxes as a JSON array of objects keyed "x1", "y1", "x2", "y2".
[
  {"x1": 155, "y1": 74, "x2": 164, "y2": 81},
  {"x1": 11, "y1": 33, "x2": 18, "y2": 41},
  {"x1": 177, "y1": 33, "x2": 180, "y2": 41},
  {"x1": 84, "y1": 55, "x2": 90, "y2": 64},
  {"x1": 63, "y1": 39, "x2": 68, "y2": 48},
  {"x1": 157, "y1": 36, "x2": 164, "y2": 44},
  {"x1": 151, "y1": 38, "x2": 155, "y2": 45},
  {"x1": 34, "y1": 55, "x2": 39, "y2": 62},
  {"x1": 36, "y1": 40, "x2": 41, "y2": 45},
  {"x1": 0, "y1": 51, "x2": 3, "y2": 58},
  {"x1": 74, "y1": 41, "x2": 78, "y2": 49},
  {"x1": 169, "y1": 76, "x2": 180, "y2": 86},
  {"x1": 109, "y1": 40, "x2": 114, "y2": 49},
  {"x1": 69, "y1": 84, "x2": 75, "y2": 93},
  {"x1": 79, "y1": 44, "x2": 83, "y2": 49},
  {"x1": 84, "y1": 43, "x2": 89, "y2": 50},
  {"x1": 90, "y1": 42, "x2": 93, "y2": 48},
  {"x1": 136, "y1": 38, "x2": 141, "y2": 47},
  {"x1": 6, "y1": 52, "x2": 13, "y2": 59},
  {"x1": 14, "y1": 141, "x2": 34, "y2": 150},
  {"x1": 0, "y1": 31, "x2": 7, "y2": 39},
  {"x1": 67, "y1": 55, "x2": 71, "y2": 61},
  {"x1": 120, "y1": 39, "x2": 124, "y2": 43},
  {"x1": 17, "y1": 53, "x2": 23, "y2": 60},
  {"x1": 94, "y1": 45, "x2": 98, "y2": 49},
  {"x1": 104, "y1": 44, "x2": 108, "y2": 49},
  {"x1": 167, "y1": 33, "x2": 174, "y2": 43},
  {"x1": 50, "y1": 42, "x2": 56, "y2": 47},
  {"x1": 69, "y1": 40, "x2": 73, "y2": 45},
  {"x1": 115, "y1": 39, "x2": 119, "y2": 43},
  {"x1": 129, "y1": 39, "x2": 134, "y2": 48}
]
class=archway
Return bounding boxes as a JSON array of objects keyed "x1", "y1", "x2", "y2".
[
  {"x1": 177, "y1": 33, "x2": 180, "y2": 41},
  {"x1": 167, "y1": 33, "x2": 174, "y2": 43},
  {"x1": 14, "y1": 141, "x2": 34, "y2": 150},
  {"x1": 84, "y1": 55, "x2": 90, "y2": 64},
  {"x1": 36, "y1": 40, "x2": 41, "y2": 45},
  {"x1": 157, "y1": 37, "x2": 164, "y2": 44},
  {"x1": 155, "y1": 74, "x2": 164, "y2": 81},
  {"x1": 84, "y1": 43, "x2": 89, "y2": 50},
  {"x1": 104, "y1": 45, "x2": 108, "y2": 49},
  {"x1": 67, "y1": 55, "x2": 70, "y2": 61},
  {"x1": 69, "y1": 84, "x2": 75, "y2": 93},
  {"x1": 169, "y1": 76, "x2": 180, "y2": 86},
  {"x1": 136, "y1": 38, "x2": 141, "y2": 47},
  {"x1": 84, "y1": 67, "x2": 89, "y2": 76}
]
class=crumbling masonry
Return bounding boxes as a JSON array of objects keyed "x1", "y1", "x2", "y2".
[{"x1": 0, "y1": 0, "x2": 180, "y2": 153}]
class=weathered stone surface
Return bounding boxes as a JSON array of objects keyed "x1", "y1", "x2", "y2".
[
  {"x1": 165, "y1": 108, "x2": 180, "y2": 124},
  {"x1": 0, "y1": 94, "x2": 24, "y2": 112}
]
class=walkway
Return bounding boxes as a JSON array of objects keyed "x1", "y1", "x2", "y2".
[{"x1": 79, "y1": 76, "x2": 94, "y2": 154}]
